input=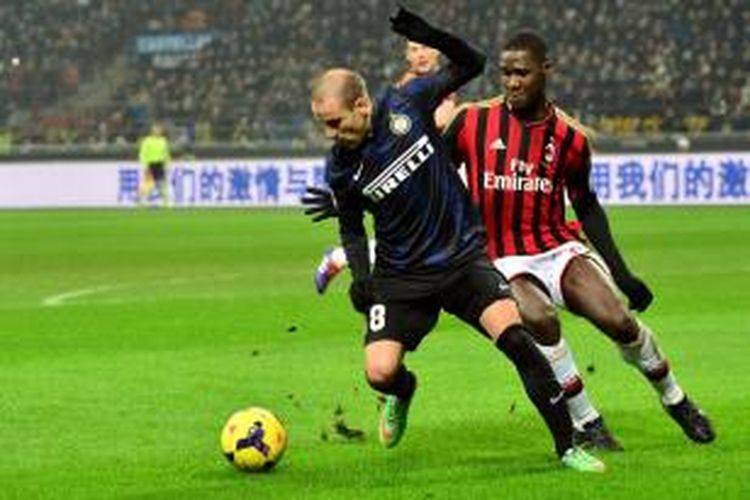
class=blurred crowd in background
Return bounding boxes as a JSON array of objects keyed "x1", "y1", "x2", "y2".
[{"x1": 1, "y1": 0, "x2": 749, "y2": 150}]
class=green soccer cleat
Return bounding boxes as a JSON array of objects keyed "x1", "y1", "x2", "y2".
[
  {"x1": 561, "y1": 447, "x2": 606, "y2": 473},
  {"x1": 378, "y1": 394, "x2": 412, "y2": 448}
]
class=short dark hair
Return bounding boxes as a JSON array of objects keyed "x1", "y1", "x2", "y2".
[{"x1": 503, "y1": 31, "x2": 548, "y2": 64}]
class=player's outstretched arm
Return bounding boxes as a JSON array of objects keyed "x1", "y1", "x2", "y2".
[
  {"x1": 340, "y1": 225, "x2": 373, "y2": 314},
  {"x1": 335, "y1": 187, "x2": 373, "y2": 314},
  {"x1": 567, "y1": 142, "x2": 653, "y2": 312},
  {"x1": 572, "y1": 193, "x2": 654, "y2": 312},
  {"x1": 389, "y1": 7, "x2": 486, "y2": 94},
  {"x1": 336, "y1": 196, "x2": 374, "y2": 314}
]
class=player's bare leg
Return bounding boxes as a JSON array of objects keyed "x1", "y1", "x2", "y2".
[
  {"x1": 480, "y1": 299, "x2": 605, "y2": 471},
  {"x1": 365, "y1": 340, "x2": 415, "y2": 448},
  {"x1": 512, "y1": 277, "x2": 622, "y2": 451},
  {"x1": 562, "y1": 256, "x2": 715, "y2": 443}
]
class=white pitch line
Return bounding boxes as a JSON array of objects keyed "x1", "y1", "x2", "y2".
[
  {"x1": 40, "y1": 273, "x2": 242, "y2": 308},
  {"x1": 42, "y1": 285, "x2": 119, "y2": 307}
]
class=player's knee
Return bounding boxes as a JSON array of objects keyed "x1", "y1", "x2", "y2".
[
  {"x1": 605, "y1": 309, "x2": 639, "y2": 343},
  {"x1": 479, "y1": 298, "x2": 523, "y2": 341},
  {"x1": 521, "y1": 306, "x2": 561, "y2": 346},
  {"x1": 365, "y1": 358, "x2": 400, "y2": 391}
]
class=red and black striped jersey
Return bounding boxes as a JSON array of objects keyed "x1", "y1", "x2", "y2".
[{"x1": 444, "y1": 97, "x2": 594, "y2": 259}]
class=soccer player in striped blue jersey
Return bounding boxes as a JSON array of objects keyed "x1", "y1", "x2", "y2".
[
  {"x1": 308, "y1": 8, "x2": 604, "y2": 472},
  {"x1": 310, "y1": 39, "x2": 457, "y2": 293}
]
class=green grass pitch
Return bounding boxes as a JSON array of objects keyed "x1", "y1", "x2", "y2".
[{"x1": 1, "y1": 207, "x2": 748, "y2": 499}]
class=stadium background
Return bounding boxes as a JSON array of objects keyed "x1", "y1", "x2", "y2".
[
  {"x1": 1, "y1": 1, "x2": 749, "y2": 499},
  {"x1": 1, "y1": 0, "x2": 749, "y2": 155}
]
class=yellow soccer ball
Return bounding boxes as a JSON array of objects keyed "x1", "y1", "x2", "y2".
[{"x1": 220, "y1": 407, "x2": 287, "y2": 472}]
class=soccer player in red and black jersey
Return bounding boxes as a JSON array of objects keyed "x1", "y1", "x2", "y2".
[{"x1": 443, "y1": 32, "x2": 715, "y2": 446}]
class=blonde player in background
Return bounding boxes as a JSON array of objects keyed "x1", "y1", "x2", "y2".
[{"x1": 398, "y1": 40, "x2": 458, "y2": 130}]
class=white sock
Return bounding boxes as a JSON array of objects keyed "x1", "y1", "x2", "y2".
[
  {"x1": 368, "y1": 239, "x2": 377, "y2": 264},
  {"x1": 329, "y1": 240, "x2": 376, "y2": 268},
  {"x1": 537, "y1": 338, "x2": 600, "y2": 429},
  {"x1": 618, "y1": 322, "x2": 684, "y2": 406},
  {"x1": 329, "y1": 247, "x2": 348, "y2": 268}
]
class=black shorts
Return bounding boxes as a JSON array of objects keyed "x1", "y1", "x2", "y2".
[
  {"x1": 147, "y1": 162, "x2": 166, "y2": 182},
  {"x1": 365, "y1": 256, "x2": 514, "y2": 351}
]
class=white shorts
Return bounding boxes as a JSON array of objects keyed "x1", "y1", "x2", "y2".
[{"x1": 493, "y1": 241, "x2": 608, "y2": 308}]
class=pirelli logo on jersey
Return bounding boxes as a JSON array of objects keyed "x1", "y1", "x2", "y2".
[
  {"x1": 362, "y1": 134, "x2": 435, "y2": 202},
  {"x1": 483, "y1": 158, "x2": 553, "y2": 193}
]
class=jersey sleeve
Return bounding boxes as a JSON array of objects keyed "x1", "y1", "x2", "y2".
[
  {"x1": 565, "y1": 137, "x2": 595, "y2": 205},
  {"x1": 568, "y1": 138, "x2": 632, "y2": 282},
  {"x1": 401, "y1": 61, "x2": 478, "y2": 116},
  {"x1": 325, "y1": 148, "x2": 370, "y2": 280},
  {"x1": 399, "y1": 25, "x2": 485, "y2": 115}
]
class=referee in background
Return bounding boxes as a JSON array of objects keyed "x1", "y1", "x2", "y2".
[{"x1": 138, "y1": 122, "x2": 171, "y2": 205}]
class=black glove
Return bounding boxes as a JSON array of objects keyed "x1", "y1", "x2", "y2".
[
  {"x1": 614, "y1": 273, "x2": 654, "y2": 312},
  {"x1": 389, "y1": 7, "x2": 436, "y2": 44},
  {"x1": 349, "y1": 278, "x2": 374, "y2": 315},
  {"x1": 301, "y1": 186, "x2": 338, "y2": 222}
]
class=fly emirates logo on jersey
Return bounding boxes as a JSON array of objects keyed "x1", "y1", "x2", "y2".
[
  {"x1": 483, "y1": 158, "x2": 553, "y2": 193},
  {"x1": 362, "y1": 134, "x2": 435, "y2": 202},
  {"x1": 484, "y1": 139, "x2": 555, "y2": 193}
]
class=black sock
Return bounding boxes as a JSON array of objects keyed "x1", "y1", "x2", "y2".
[
  {"x1": 496, "y1": 324, "x2": 573, "y2": 457},
  {"x1": 367, "y1": 365, "x2": 417, "y2": 400}
]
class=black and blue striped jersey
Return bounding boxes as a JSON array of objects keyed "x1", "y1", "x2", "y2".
[{"x1": 326, "y1": 61, "x2": 486, "y2": 277}]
